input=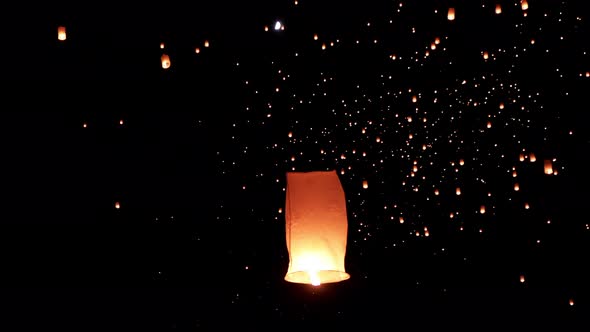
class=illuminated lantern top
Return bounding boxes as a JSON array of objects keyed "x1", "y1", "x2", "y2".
[{"x1": 284, "y1": 170, "x2": 350, "y2": 286}]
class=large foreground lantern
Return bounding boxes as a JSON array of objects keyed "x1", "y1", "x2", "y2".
[{"x1": 284, "y1": 170, "x2": 350, "y2": 286}]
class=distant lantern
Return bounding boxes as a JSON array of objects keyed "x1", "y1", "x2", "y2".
[
  {"x1": 447, "y1": 8, "x2": 455, "y2": 21},
  {"x1": 524, "y1": 202, "x2": 530, "y2": 209},
  {"x1": 434, "y1": 189, "x2": 440, "y2": 196},
  {"x1": 459, "y1": 159, "x2": 465, "y2": 166},
  {"x1": 519, "y1": 153, "x2": 525, "y2": 162},
  {"x1": 569, "y1": 298, "x2": 575, "y2": 306},
  {"x1": 483, "y1": 51, "x2": 489, "y2": 60},
  {"x1": 521, "y1": 0, "x2": 529, "y2": 10},
  {"x1": 161, "y1": 54, "x2": 171, "y2": 69},
  {"x1": 57, "y1": 26, "x2": 66, "y2": 41},
  {"x1": 160, "y1": 42, "x2": 165, "y2": 49},
  {"x1": 284, "y1": 171, "x2": 351, "y2": 286},
  {"x1": 544, "y1": 160, "x2": 553, "y2": 174},
  {"x1": 115, "y1": 201, "x2": 121, "y2": 209},
  {"x1": 480, "y1": 205, "x2": 486, "y2": 214},
  {"x1": 495, "y1": 4, "x2": 502, "y2": 14},
  {"x1": 499, "y1": 102, "x2": 505, "y2": 109},
  {"x1": 514, "y1": 183, "x2": 520, "y2": 191},
  {"x1": 456, "y1": 187, "x2": 461, "y2": 195},
  {"x1": 412, "y1": 95, "x2": 417, "y2": 103},
  {"x1": 204, "y1": 40, "x2": 210, "y2": 47},
  {"x1": 487, "y1": 121, "x2": 492, "y2": 129},
  {"x1": 520, "y1": 274, "x2": 526, "y2": 283},
  {"x1": 362, "y1": 180, "x2": 369, "y2": 189},
  {"x1": 529, "y1": 153, "x2": 536, "y2": 162}
]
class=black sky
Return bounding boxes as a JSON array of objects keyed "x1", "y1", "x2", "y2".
[{"x1": 0, "y1": 0, "x2": 589, "y2": 331}]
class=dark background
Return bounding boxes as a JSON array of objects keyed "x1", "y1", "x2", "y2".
[{"x1": 0, "y1": 0, "x2": 588, "y2": 330}]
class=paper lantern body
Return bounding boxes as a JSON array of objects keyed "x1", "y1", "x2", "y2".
[
  {"x1": 57, "y1": 26, "x2": 66, "y2": 41},
  {"x1": 544, "y1": 160, "x2": 553, "y2": 175},
  {"x1": 285, "y1": 171, "x2": 350, "y2": 285},
  {"x1": 447, "y1": 8, "x2": 456, "y2": 21},
  {"x1": 161, "y1": 54, "x2": 171, "y2": 69}
]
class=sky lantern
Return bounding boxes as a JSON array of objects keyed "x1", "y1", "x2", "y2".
[
  {"x1": 57, "y1": 26, "x2": 66, "y2": 41},
  {"x1": 456, "y1": 187, "x2": 461, "y2": 195},
  {"x1": 529, "y1": 152, "x2": 536, "y2": 162},
  {"x1": 521, "y1": 0, "x2": 529, "y2": 10},
  {"x1": 480, "y1": 205, "x2": 486, "y2": 214},
  {"x1": 544, "y1": 160, "x2": 553, "y2": 174},
  {"x1": 161, "y1": 54, "x2": 171, "y2": 69},
  {"x1": 284, "y1": 171, "x2": 351, "y2": 286},
  {"x1": 495, "y1": 4, "x2": 502, "y2": 14},
  {"x1": 448, "y1": 8, "x2": 455, "y2": 21},
  {"x1": 514, "y1": 183, "x2": 520, "y2": 191},
  {"x1": 362, "y1": 180, "x2": 369, "y2": 189},
  {"x1": 519, "y1": 153, "x2": 525, "y2": 162},
  {"x1": 483, "y1": 51, "x2": 489, "y2": 60}
]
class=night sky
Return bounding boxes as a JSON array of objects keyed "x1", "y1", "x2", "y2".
[{"x1": 1, "y1": 0, "x2": 589, "y2": 330}]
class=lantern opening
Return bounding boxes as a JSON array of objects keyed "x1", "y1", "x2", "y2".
[{"x1": 284, "y1": 171, "x2": 351, "y2": 285}]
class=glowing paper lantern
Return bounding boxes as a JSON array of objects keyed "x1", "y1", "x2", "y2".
[
  {"x1": 544, "y1": 160, "x2": 553, "y2": 175},
  {"x1": 521, "y1": 0, "x2": 529, "y2": 10},
  {"x1": 57, "y1": 26, "x2": 66, "y2": 41},
  {"x1": 495, "y1": 4, "x2": 502, "y2": 14},
  {"x1": 529, "y1": 153, "x2": 536, "y2": 162},
  {"x1": 284, "y1": 171, "x2": 350, "y2": 286},
  {"x1": 447, "y1": 8, "x2": 456, "y2": 21},
  {"x1": 161, "y1": 54, "x2": 171, "y2": 69}
]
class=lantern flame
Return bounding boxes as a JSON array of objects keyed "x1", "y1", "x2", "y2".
[{"x1": 308, "y1": 270, "x2": 321, "y2": 286}]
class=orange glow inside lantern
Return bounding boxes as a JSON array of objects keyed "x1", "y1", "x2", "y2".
[
  {"x1": 161, "y1": 54, "x2": 171, "y2": 69},
  {"x1": 544, "y1": 160, "x2": 553, "y2": 175},
  {"x1": 285, "y1": 171, "x2": 350, "y2": 286},
  {"x1": 58, "y1": 26, "x2": 66, "y2": 41},
  {"x1": 521, "y1": 0, "x2": 529, "y2": 10},
  {"x1": 447, "y1": 8, "x2": 455, "y2": 21}
]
